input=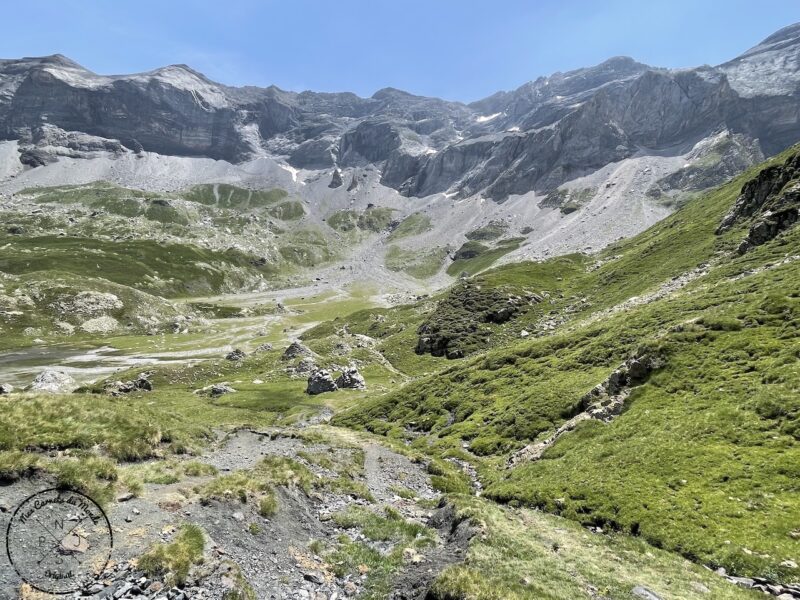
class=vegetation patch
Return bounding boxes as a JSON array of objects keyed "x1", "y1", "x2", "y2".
[
  {"x1": 336, "y1": 146, "x2": 800, "y2": 580},
  {"x1": 358, "y1": 206, "x2": 396, "y2": 232},
  {"x1": 267, "y1": 200, "x2": 305, "y2": 221},
  {"x1": 387, "y1": 213, "x2": 433, "y2": 240},
  {"x1": 465, "y1": 220, "x2": 509, "y2": 241},
  {"x1": 385, "y1": 245, "x2": 448, "y2": 279},
  {"x1": 183, "y1": 184, "x2": 287, "y2": 209},
  {"x1": 327, "y1": 507, "x2": 436, "y2": 599},
  {"x1": 414, "y1": 280, "x2": 526, "y2": 359},
  {"x1": 0, "y1": 235, "x2": 275, "y2": 296},
  {"x1": 278, "y1": 229, "x2": 334, "y2": 267},
  {"x1": 139, "y1": 523, "x2": 205, "y2": 586},
  {"x1": 447, "y1": 238, "x2": 523, "y2": 276},
  {"x1": 327, "y1": 210, "x2": 359, "y2": 232},
  {"x1": 540, "y1": 187, "x2": 596, "y2": 214},
  {"x1": 429, "y1": 496, "x2": 754, "y2": 600}
]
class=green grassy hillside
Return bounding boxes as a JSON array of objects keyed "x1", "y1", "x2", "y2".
[{"x1": 334, "y1": 146, "x2": 800, "y2": 580}]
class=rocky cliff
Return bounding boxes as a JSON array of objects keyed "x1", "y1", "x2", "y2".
[{"x1": 1, "y1": 23, "x2": 800, "y2": 201}]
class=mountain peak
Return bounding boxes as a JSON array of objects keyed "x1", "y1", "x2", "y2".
[{"x1": 758, "y1": 21, "x2": 800, "y2": 46}]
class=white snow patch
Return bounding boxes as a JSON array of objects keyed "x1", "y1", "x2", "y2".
[
  {"x1": 476, "y1": 112, "x2": 503, "y2": 123},
  {"x1": 281, "y1": 164, "x2": 305, "y2": 185}
]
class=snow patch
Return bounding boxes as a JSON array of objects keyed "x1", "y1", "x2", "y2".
[
  {"x1": 280, "y1": 163, "x2": 305, "y2": 185},
  {"x1": 476, "y1": 112, "x2": 503, "y2": 123}
]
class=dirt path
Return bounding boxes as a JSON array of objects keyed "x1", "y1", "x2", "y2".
[{"x1": 0, "y1": 428, "x2": 472, "y2": 600}]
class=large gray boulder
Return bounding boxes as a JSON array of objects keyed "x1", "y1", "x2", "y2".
[
  {"x1": 306, "y1": 370, "x2": 338, "y2": 395},
  {"x1": 335, "y1": 367, "x2": 366, "y2": 390},
  {"x1": 30, "y1": 369, "x2": 76, "y2": 394},
  {"x1": 0, "y1": 383, "x2": 14, "y2": 395}
]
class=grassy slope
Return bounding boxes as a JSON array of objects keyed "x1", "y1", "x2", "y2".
[
  {"x1": 447, "y1": 238, "x2": 524, "y2": 276},
  {"x1": 385, "y1": 245, "x2": 449, "y2": 279},
  {"x1": 432, "y1": 495, "x2": 758, "y2": 600},
  {"x1": 387, "y1": 212, "x2": 433, "y2": 241},
  {"x1": 335, "y1": 146, "x2": 800, "y2": 579},
  {"x1": 0, "y1": 234, "x2": 273, "y2": 297}
]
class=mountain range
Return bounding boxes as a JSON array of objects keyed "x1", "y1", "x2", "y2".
[{"x1": 1, "y1": 23, "x2": 799, "y2": 204}]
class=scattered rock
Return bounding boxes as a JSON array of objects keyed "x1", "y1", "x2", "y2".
[
  {"x1": 295, "y1": 357, "x2": 318, "y2": 374},
  {"x1": 689, "y1": 581, "x2": 710, "y2": 594},
  {"x1": 282, "y1": 341, "x2": 312, "y2": 361},
  {"x1": 632, "y1": 586, "x2": 663, "y2": 600},
  {"x1": 29, "y1": 369, "x2": 76, "y2": 394},
  {"x1": 306, "y1": 370, "x2": 338, "y2": 395},
  {"x1": 196, "y1": 383, "x2": 237, "y2": 397},
  {"x1": 52, "y1": 291, "x2": 124, "y2": 318},
  {"x1": 225, "y1": 348, "x2": 247, "y2": 361},
  {"x1": 303, "y1": 570, "x2": 325, "y2": 585},
  {"x1": 105, "y1": 372, "x2": 153, "y2": 396},
  {"x1": 79, "y1": 315, "x2": 120, "y2": 334},
  {"x1": 343, "y1": 581, "x2": 358, "y2": 596},
  {"x1": 254, "y1": 343, "x2": 273, "y2": 353},
  {"x1": 334, "y1": 367, "x2": 366, "y2": 390}
]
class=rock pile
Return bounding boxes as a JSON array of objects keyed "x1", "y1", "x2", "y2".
[
  {"x1": 335, "y1": 367, "x2": 366, "y2": 390},
  {"x1": 225, "y1": 348, "x2": 247, "y2": 361},
  {"x1": 29, "y1": 369, "x2": 76, "y2": 394},
  {"x1": 196, "y1": 383, "x2": 236, "y2": 398},
  {"x1": 104, "y1": 373, "x2": 153, "y2": 396},
  {"x1": 282, "y1": 341, "x2": 312, "y2": 361}
]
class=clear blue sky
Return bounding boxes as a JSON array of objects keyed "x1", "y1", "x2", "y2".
[{"x1": 2, "y1": 0, "x2": 799, "y2": 102}]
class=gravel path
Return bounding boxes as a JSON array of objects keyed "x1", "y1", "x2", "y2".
[{"x1": 0, "y1": 428, "x2": 467, "y2": 600}]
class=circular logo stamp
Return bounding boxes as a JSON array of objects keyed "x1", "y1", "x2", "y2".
[{"x1": 5, "y1": 488, "x2": 113, "y2": 595}]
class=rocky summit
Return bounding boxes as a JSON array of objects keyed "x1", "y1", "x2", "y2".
[{"x1": 1, "y1": 14, "x2": 800, "y2": 600}]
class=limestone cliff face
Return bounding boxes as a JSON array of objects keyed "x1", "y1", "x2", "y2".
[{"x1": 1, "y1": 24, "x2": 800, "y2": 201}]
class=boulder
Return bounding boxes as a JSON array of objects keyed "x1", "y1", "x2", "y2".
[
  {"x1": 0, "y1": 383, "x2": 14, "y2": 395},
  {"x1": 254, "y1": 343, "x2": 273, "y2": 353},
  {"x1": 210, "y1": 384, "x2": 236, "y2": 397},
  {"x1": 328, "y1": 168, "x2": 343, "y2": 188},
  {"x1": 282, "y1": 341, "x2": 311, "y2": 361},
  {"x1": 30, "y1": 369, "x2": 76, "y2": 394},
  {"x1": 225, "y1": 348, "x2": 246, "y2": 361},
  {"x1": 196, "y1": 383, "x2": 236, "y2": 397},
  {"x1": 335, "y1": 367, "x2": 366, "y2": 390},
  {"x1": 306, "y1": 370, "x2": 338, "y2": 395}
]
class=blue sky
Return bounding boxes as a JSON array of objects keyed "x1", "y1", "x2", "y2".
[{"x1": 2, "y1": 1, "x2": 799, "y2": 102}]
